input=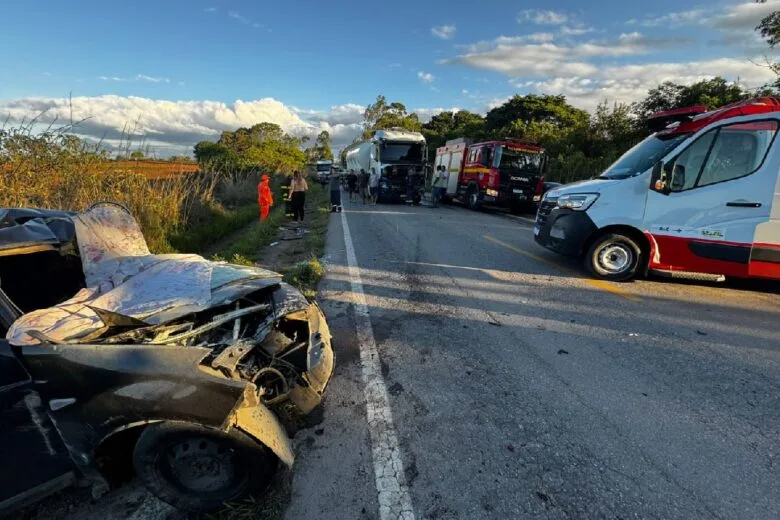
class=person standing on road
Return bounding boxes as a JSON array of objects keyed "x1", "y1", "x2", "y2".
[
  {"x1": 359, "y1": 169, "x2": 370, "y2": 204},
  {"x1": 432, "y1": 165, "x2": 448, "y2": 207},
  {"x1": 258, "y1": 174, "x2": 273, "y2": 221},
  {"x1": 329, "y1": 169, "x2": 342, "y2": 212},
  {"x1": 369, "y1": 168, "x2": 379, "y2": 205},
  {"x1": 289, "y1": 170, "x2": 308, "y2": 226},
  {"x1": 347, "y1": 170, "x2": 358, "y2": 202}
]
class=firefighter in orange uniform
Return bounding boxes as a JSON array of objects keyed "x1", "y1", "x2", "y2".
[{"x1": 258, "y1": 174, "x2": 273, "y2": 221}]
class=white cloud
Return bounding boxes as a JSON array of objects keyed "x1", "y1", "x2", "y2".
[
  {"x1": 443, "y1": 32, "x2": 693, "y2": 77},
  {"x1": 136, "y1": 74, "x2": 170, "y2": 83},
  {"x1": 98, "y1": 74, "x2": 171, "y2": 83},
  {"x1": 418, "y1": 71, "x2": 435, "y2": 83},
  {"x1": 227, "y1": 10, "x2": 262, "y2": 28},
  {"x1": 712, "y1": 0, "x2": 780, "y2": 30},
  {"x1": 519, "y1": 10, "x2": 568, "y2": 25},
  {"x1": 559, "y1": 25, "x2": 595, "y2": 36},
  {"x1": 515, "y1": 58, "x2": 777, "y2": 112},
  {"x1": 0, "y1": 95, "x2": 370, "y2": 154},
  {"x1": 431, "y1": 24, "x2": 456, "y2": 40},
  {"x1": 204, "y1": 7, "x2": 217, "y2": 13},
  {"x1": 636, "y1": 9, "x2": 705, "y2": 28}
]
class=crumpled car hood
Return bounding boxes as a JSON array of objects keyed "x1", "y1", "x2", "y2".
[{"x1": 7, "y1": 203, "x2": 281, "y2": 346}]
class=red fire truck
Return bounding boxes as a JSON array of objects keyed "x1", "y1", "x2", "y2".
[{"x1": 434, "y1": 138, "x2": 547, "y2": 212}]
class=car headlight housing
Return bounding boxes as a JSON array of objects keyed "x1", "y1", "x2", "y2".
[{"x1": 557, "y1": 193, "x2": 599, "y2": 211}]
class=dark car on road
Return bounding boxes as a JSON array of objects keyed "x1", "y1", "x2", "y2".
[{"x1": 0, "y1": 203, "x2": 333, "y2": 514}]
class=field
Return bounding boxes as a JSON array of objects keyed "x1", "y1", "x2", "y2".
[{"x1": 104, "y1": 160, "x2": 200, "y2": 179}]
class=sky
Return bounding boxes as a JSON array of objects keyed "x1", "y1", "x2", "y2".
[{"x1": 0, "y1": 0, "x2": 778, "y2": 156}]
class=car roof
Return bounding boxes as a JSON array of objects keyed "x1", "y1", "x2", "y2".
[{"x1": 0, "y1": 208, "x2": 77, "y2": 254}]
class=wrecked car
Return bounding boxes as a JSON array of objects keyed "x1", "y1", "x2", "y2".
[{"x1": 0, "y1": 202, "x2": 333, "y2": 513}]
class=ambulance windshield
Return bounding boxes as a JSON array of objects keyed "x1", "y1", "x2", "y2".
[{"x1": 599, "y1": 133, "x2": 690, "y2": 180}]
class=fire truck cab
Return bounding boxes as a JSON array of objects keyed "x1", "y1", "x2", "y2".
[
  {"x1": 534, "y1": 97, "x2": 780, "y2": 282},
  {"x1": 435, "y1": 139, "x2": 546, "y2": 212}
]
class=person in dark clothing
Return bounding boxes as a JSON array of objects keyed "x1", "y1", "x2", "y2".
[
  {"x1": 347, "y1": 170, "x2": 358, "y2": 201},
  {"x1": 359, "y1": 169, "x2": 371, "y2": 204},
  {"x1": 289, "y1": 170, "x2": 308, "y2": 226},
  {"x1": 329, "y1": 170, "x2": 342, "y2": 212}
]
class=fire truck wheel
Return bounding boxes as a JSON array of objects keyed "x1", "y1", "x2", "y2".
[
  {"x1": 585, "y1": 233, "x2": 642, "y2": 282},
  {"x1": 467, "y1": 185, "x2": 480, "y2": 211}
]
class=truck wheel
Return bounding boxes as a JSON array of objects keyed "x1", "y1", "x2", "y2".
[
  {"x1": 133, "y1": 422, "x2": 277, "y2": 512},
  {"x1": 467, "y1": 186, "x2": 480, "y2": 211},
  {"x1": 585, "y1": 233, "x2": 642, "y2": 282}
]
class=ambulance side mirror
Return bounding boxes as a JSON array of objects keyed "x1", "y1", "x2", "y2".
[{"x1": 650, "y1": 160, "x2": 671, "y2": 195}]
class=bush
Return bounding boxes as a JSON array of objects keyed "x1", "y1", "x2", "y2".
[{"x1": 0, "y1": 125, "x2": 272, "y2": 254}]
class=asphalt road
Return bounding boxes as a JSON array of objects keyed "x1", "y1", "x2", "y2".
[{"x1": 286, "y1": 197, "x2": 780, "y2": 520}]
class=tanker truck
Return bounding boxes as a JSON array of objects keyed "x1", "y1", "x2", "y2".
[{"x1": 344, "y1": 129, "x2": 427, "y2": 203}]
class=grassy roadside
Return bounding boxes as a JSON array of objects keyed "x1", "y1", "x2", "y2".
[
  {"x1": 209, "y1": 180, "x2": 331, "y2": 298},
  {"x1": 278, "y1": 183, "x2": 330, "y2": 298}
]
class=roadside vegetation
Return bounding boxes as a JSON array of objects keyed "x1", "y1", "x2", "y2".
[{"x1": 0, "y1": 121, "x2": 307, "y2": 254}]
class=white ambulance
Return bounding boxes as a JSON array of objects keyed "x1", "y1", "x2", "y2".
[{"x1": 534, "y1": 97, "x2": 780, "y2": 282}]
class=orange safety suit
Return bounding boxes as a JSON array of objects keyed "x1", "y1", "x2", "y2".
[{"x1": 258, "y1": 176, "x2": 273, "y2": 221}]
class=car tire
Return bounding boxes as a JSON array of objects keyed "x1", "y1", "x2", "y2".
[
  {"x1": 467, "y1": 185, "x2": 480, "y2": 211},
  {"x1": 132, "y1": 422, "x2": 277, "y2": 512},
  {"x1": 585, "y1": 233, "x2": 642, "y2": 282}
]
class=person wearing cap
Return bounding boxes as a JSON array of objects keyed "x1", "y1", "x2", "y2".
[{"x1": 258, "y1": 174, "x2": 273, "y2": 221}]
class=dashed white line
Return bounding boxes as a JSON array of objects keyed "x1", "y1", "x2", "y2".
[{"x1": 339, "y1": 209, "x2": 416, "y2": 520}]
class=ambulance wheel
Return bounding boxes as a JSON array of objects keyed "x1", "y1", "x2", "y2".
[
  {"x1": 466, "y1": 186, "x2": 480, "y2": 211},
  {"x1": 585, "y1": 233, "x2": 642, "y2": 282}
]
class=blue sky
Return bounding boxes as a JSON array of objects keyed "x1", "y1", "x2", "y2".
[{"x1": 1, "y1": 0, "x2": 778, "y2": 155}]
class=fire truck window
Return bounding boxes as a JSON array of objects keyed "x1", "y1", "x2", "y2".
[
  {"x1": 481, "y1": 146, "x2": 491, "y2": 166},
  {"x1": 468, "y1": 148, "x2": 478, "y2": 163},
  {"x1": 697, "y1": 120, "x2": 778, "y2": 188}
]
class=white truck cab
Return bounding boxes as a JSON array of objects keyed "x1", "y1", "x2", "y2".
[{"x1": 534, "y1": 97, "x2": 780, "y2": 282}]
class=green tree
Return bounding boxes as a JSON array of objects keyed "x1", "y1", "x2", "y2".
[
  {"x1": 484, "y1": 94, "x2": 589, "y2": 141},
  {"x1": 194, "y1": 122, "x2": 306, "y2": 173},
  {"x1": 421, "y1": 110, "x2": 486, "y2": 157},
  {"x1": 315, "y1": 131, "x2": 333, "y2": 161},
  {"x1": 362, "y1": 95, "x2": 423, "y2": 138},
  {"x1": 756, "y1": 1, "x2": 780, "y2": 85},
  {"x1": 130, "y1": 150, "x2": 145, "y2": 160}
]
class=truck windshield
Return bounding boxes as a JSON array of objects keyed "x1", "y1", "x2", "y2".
[
  {"x1": 599, "y1": 133, "x2": 690, "y2": 179},
  {"x1": 316, "y1": 164, "x2": 331, "y2": 172},
  {"x1": 380, "y1": 142, "x2": 423, "y2": 163},
  {"x1": 497, "y1": 147, "x2": 543, "y2": 173}
]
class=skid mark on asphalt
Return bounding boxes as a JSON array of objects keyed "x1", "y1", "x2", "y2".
[
  {"x1": 340, "y1": 210, "x2": 416, "y2": 520},
  {"x1": 483, "y1": 235, "x2": 642, "y2": 302}
]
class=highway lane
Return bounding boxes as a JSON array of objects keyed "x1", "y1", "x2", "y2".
[{"x1": 287, "y1": 198, "x2": 780, "y2": 520}]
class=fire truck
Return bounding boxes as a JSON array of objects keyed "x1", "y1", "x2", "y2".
[{"x1": 434, "y1": 138, "x2": 546, "y2": 212}]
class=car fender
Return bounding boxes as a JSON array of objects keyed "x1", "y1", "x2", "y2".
[{"x1": 231, "y1": 397, "x2": 294, "y2": 467}]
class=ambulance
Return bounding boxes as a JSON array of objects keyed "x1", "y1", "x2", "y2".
[{"x1": 534, "y1": 97, "x2": 780, "y2": 282}]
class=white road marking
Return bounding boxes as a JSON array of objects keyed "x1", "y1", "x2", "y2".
[{"x1": 339, "y1": 210, "x2": 416, "y2": 520}]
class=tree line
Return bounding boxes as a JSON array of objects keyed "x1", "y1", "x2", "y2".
[{"x1": 195, "y1": 10, "x2": 779, "y2": 183}]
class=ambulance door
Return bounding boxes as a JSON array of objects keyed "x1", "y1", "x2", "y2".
[{"x1": 643, "y1": 119, "x2": 779, "y2": 277}]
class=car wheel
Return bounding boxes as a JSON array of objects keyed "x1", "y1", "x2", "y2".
[
  {"x1": 585, "y1": 233, "x2": 642, "y2": 282},
  {"x1": 133, "y1": 422, "x2": 277, "y2": 512},
  {"x1": 467, "y1": 186, "x2": 480, "y2": 211}
]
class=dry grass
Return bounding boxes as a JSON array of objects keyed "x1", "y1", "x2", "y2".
[{"x1": 0, "y1": 125, "x2": 265, "y2": 253}]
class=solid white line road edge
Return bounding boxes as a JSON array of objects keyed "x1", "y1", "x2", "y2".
[{"x1": 339, "y1": 209, "x2": 416, "y2": 520}]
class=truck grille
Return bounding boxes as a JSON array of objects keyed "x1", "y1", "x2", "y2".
[{"x1": 536, "y1": 197, "x2": 557, "y2": 226}]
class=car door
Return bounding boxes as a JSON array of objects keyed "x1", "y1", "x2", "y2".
[
  {"x1": 0, "y1": 300, "x2": 75, "y2": 513},
  {"x1": 643, "y1": 119, "x2": 780, "y2": 277}
]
